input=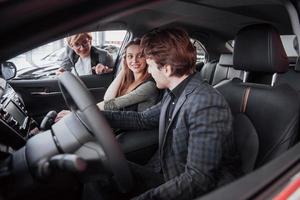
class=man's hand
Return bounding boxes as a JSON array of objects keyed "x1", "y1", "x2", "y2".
[
  {"x1": 55, "y1": 110, "x2": 71, "y2": 122},
  {"x1": 92, "y1": 64, "x2": 113, "y2": 74},
  {"x1": 55, "y1": 67, "x2": 65, "y2": 76}
]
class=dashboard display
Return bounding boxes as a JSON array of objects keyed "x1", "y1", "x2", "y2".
[{"x1": 5, "y1": 101, "x2": 26, "y2": 125}]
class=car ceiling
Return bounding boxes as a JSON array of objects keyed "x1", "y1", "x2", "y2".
[
  {"x1": 124, "y1": 0, "x2": 292, "y2": 36},
  {"x1": 0, "y1": 0, "x2": 296, "y2": 62},
  {"x1": 118, "y1": 0, "x2": 293, "y2": 53}
]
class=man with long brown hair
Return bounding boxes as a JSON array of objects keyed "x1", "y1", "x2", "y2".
[{"x1": 103, "y1": 27, "x2": 241, "y2": 199}]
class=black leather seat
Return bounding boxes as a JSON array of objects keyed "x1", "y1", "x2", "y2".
[
  {"x1": 216, "y1": 24, "x2": 300, "y2": 173},
  {"x1": 212, "y1": 54, "x2": 243, "y2": 86},
  {"x1": 199, "y1": 59, "x2": 218, "y2": 84}
]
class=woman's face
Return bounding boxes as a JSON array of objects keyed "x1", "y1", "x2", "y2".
[
  {"x1": 125, "y1": 44, "x2": 147, "y2": 74},
  {"x1": 71, "y1": 36, "x2": 92, "y2": 58}
]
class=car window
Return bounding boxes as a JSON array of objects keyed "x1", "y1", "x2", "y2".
[
  {"x1": 280, "y1": 35, "x2": 298, "y2": 59},
  {"x1": 9, "y1": 30, "x2": 127, "y2": 80},
  {"x1": 191, "y1": 38, "x2": 207, "y2": 64}
]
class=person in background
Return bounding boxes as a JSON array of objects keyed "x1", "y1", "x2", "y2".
[
  {"x1": 97, "y1": 38, "x2": 159, "y2": 112},
  {"x1": 56, "y1": 32, "x2": 113, "y2": 76}
]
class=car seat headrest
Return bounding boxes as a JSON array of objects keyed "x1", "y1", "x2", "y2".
[
  {"x1": 219, "y1": 54, "x2": 233, "y2": 66},
  {"x1": 233, "y1": 24, "x2": 288, "y2": 73}
]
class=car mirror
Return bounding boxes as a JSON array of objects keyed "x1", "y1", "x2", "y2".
[{"x1": 1, "y1": 61, "x2": 17, "y2": 80}]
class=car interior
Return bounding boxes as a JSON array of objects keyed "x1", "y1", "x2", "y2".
[{"x1": 1, "y1": 0, "x2": 300, "y2": 199}]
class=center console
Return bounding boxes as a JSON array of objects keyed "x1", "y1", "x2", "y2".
[{"x1": 0, "y1": 82, "x2": 32, "y2": 149}]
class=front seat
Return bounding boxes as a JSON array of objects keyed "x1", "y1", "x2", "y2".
[{"x1": 216, "y1": 24, "x2": 300, "y2": 173}]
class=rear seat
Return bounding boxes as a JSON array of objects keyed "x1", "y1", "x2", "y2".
[
  {"x1": 198, "y1": 59, "x2": 218, "y2": 84},
  {"x1": 212, "y1": 54, "x2": 243, "y2": 86},
  {"x1": 199, "y1": 54, "x2": 243, "y2": 86}
]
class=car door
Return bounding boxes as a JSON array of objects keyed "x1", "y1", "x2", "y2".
[
  {"x1": 8, "y1": 73, "x2": 114, "y2": 123},
  {"x1": 7, "y1": 30, "x2": 128, "y2": 123}
]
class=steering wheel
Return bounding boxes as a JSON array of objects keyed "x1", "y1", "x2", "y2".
[{"x1": 57, "y1": 72, "x2": 133, "y2": 192}]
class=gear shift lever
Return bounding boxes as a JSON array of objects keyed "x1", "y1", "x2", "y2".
[{"x1": 40, "y1": 110, "x2": 57, "y2": 131}]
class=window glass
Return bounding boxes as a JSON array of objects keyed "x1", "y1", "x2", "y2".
[
  {"x1": 191, "y1": 39, "x2": 207, "y2": 64},
  {"x1": 280, "y1": 35, "x2": 298, "y2": 58},
  {"x1": 8, "y1": 30, "x2": 127, "y2": 79},
  {"x1": 227, "y1": 40, "x2": 234, "y2": 48}
]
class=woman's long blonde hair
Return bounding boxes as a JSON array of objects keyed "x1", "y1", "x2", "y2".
[{"x1": 117, "y1": 38, "x2": 150, "y2": 97}]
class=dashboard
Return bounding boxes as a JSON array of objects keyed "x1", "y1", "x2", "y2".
[{"x1": 0, "y1": 78, "x2": 32, "y2": 151}]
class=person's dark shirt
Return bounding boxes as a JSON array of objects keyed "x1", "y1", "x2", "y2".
[{"x1": 165, "y1": 74, "x2": 194, "y2": 128}]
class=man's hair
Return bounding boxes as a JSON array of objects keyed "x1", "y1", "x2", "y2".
[
  {"x1": 66, "y1": 32, "x2": 92, "y2": 46},
  {"x1": 141, "y1": 27, "x2": 196, "y2": 77}
]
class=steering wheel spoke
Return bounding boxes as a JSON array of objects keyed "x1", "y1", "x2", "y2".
[{"x1": 57, "y1": 72, "x2": 133, "y2": 192}]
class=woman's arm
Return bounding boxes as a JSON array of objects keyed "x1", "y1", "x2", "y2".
[
  {"x1": 102, "y1": 81, "x2": 157, "y2": 111},
  {"x1": 103, "y1": 62, "x2": 125, "y2": 101}
]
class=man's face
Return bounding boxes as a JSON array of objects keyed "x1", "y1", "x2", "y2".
[
  {"x1": 146, "y1": 58, "x2": 169, "y2": 89},
  {"x1": 71, "y1": 36, "x2": 92, "y2": 58}
]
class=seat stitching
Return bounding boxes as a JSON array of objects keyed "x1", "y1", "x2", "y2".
[{"x1": 240, "y1": 87, "x2": 251, "y2": 113}]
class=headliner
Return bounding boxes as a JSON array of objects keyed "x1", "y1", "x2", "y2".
[
  {"x1": 0, "y1": 0, "x2": 295, "y2": 62},
  {"x1": 120, "y1": 0, "x2": 292, "y2": 38}
]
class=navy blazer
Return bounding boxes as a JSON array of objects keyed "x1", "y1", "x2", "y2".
[{"x1": 103, "y1": 72, "x2": 241, "y2": 200}]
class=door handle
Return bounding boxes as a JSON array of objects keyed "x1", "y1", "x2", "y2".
[{"x1": 30, "y1": 91, "x2": 61, "y2": 96}]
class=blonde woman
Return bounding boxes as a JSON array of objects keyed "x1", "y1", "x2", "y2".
[{"x1": 97, "y1": 38, "x2": 158, "y2": 111}]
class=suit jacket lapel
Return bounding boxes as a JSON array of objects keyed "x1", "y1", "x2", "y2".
[
  {"x1": 159, "y1": 95, "x2": 171, "y2": 149},
  {"x1": 159, "y1": 92, "x2": 188, "y2": 158},
  {"x1": 159, "y1": 73, "x2": 202, "y2": 156}
]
